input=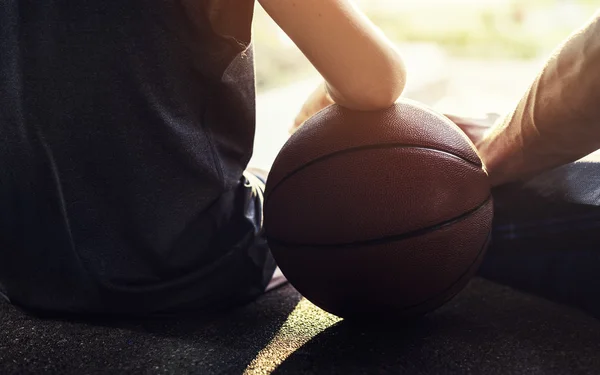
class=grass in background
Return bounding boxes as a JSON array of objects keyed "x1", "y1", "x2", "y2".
[{"x1": 253, "y1": 1, "x2": 598, "y2": 91}]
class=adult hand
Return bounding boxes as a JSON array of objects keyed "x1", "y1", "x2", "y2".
[
  {"x1": 444, "y1": 113, "x2": 499, "y2": 146},
  {"x1": 445, "y1": 112, "x2": 509, "y2": 185}
]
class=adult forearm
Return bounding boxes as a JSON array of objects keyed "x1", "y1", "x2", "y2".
[{"x1": 479, "y1": 12, "x2": 600, "y2": 186}]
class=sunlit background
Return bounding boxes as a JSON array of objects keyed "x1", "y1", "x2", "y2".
[{"x1": 249, "y1": 0, "x2": 597, "y2": 170}]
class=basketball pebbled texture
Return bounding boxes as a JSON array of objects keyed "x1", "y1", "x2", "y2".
[{"x1": 264, "y1": 99, "x2": 493, "y2": 319}]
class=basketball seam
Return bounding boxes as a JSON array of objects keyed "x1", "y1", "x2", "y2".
[
  {"x1": 265, "y1": 143, "x2": 483, "y2": 201},
  {"x1": 395, "y1": 228, "x2": 491, "y2": 313},
  {"x1": 266, "y1": 196, "x2": 492, "y2": 248},
  {"x1": 338, "y1": 227, "x2": 491, "y2": 318}
]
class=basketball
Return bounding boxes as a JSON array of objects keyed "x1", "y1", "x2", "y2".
[{"x1": 264, "y1": 99, "x2": 493, "y2": 319}]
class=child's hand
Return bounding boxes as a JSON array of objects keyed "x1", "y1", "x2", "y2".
[{"x1": 290, "y1": 82, "x2": 335, "y2": 135}]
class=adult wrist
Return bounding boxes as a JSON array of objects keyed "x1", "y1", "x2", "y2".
[{"x1": 477, "y1": 136, "x2": 523, "y2": 187}]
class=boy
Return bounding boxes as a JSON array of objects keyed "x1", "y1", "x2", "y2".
[{"x1": 0, "y1": 0, "x2": 405, "y2": 316}]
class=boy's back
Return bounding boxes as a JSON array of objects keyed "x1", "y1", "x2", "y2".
[{"x1": 0, "y1": 0, "x2": 274, "y2": 315}]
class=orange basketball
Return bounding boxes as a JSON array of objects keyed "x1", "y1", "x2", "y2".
[{"x1": 264, "y1": 99, "x2": 493, "y2": 319}]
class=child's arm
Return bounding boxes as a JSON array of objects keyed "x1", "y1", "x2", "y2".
[{"x1": 258, "y1": 0, "x2": 406, "y2": 112}]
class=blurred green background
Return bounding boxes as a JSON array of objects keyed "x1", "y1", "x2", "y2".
[{"x1": 252, "y1": 0, "x2": 598, "y2": 91}]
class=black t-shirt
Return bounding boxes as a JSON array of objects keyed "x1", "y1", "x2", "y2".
[{"x1": 0, "y1": 0, "x2": 274, "y2": 315}]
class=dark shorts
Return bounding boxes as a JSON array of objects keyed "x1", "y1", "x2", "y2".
[
  {"x1": 0, "y1": 171, "x2": 277, "y2": 318},
  {"x1": 480, "y1": 157, "x2": 600, "y2": 317}
]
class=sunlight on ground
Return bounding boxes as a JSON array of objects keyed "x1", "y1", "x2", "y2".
[{"x1": 243, "y1": 299, "x2": 342, "y2": 375}]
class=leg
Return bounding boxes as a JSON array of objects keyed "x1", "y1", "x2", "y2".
[
  {"x1": 479, "y1": 158, "x2": 600, "y2": 317},
  {"x1": 244, "y1": 169, "x2": 288, "y2": 292}
]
